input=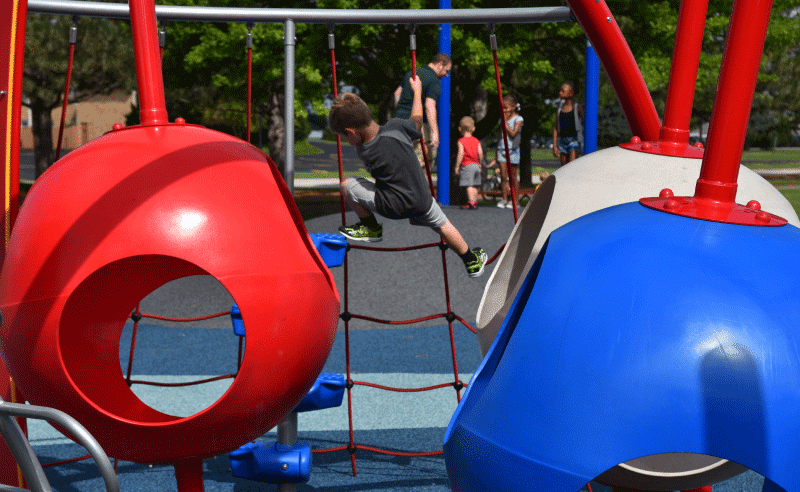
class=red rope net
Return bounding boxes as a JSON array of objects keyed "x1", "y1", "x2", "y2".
[{"x1": 316, "y1": 29, "x2": 514, "y2": 475}]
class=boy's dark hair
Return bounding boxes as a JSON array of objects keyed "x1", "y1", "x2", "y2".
[
  {"x1": 431, "y1": 53, "x2": 452, "y2": 66},
  {"x1": 328, "y1": 93, "x2": 374, "y2": 135}
]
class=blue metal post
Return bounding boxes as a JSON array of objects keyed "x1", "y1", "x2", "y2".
[
  {"x1": 437, "y1": 0, "x2": 451, "y2": 204},
  {"x1": 584, "y1": 38, "x2": 599, "y2": 154}
]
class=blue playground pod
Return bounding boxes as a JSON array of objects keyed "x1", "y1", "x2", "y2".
[
  {"x1": 310, "y1": 232, "x2": 349, "y2": 268},
  {"x1": 229, "y1": 441, "x2": 311, "y2": 484},
  {"x1": 444, "y1": 202, "x2": 800, "y2": 492},
  {"x1": 294, "y1": 372, "x2": 346, "y2": 413}
]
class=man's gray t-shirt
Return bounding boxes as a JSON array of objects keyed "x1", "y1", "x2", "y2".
[{"x1": 357, "y1": 118, "x2": 431, "y2": 220}]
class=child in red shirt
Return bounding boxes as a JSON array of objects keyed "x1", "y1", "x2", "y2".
[{"x1": 455, "y1": 116, "x2": 484, "y2": 210}]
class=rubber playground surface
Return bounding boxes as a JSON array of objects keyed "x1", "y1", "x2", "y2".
[{"x1": 28, "y1": 206, "x2": 766, "y2": 491}]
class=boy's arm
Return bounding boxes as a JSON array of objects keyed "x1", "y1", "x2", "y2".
[
  {"x1": 455, "y1": 141, "x2": 464, "y2": 174},
  {"x1": 478, "y1": 141, "x2": 484, "y2": 164},
  {"x1": 410, "y1": 76, "x2": 423, "y2": 132}
]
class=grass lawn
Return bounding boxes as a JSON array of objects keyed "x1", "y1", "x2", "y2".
[
  {"x1": 779, "y1": 189, "x2": 800, "y2": 218},
  {"x1": 741, "y1": 148, "x2": 800, "y2": 163}
]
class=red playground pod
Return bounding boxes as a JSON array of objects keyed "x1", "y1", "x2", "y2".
[{"x1": 0, "y1": 0, "x2": 339, "y2": 489}]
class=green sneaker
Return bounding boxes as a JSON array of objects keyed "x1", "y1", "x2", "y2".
[
  {"x1": 339, "y1": 222, "x2": 383, "y2": 242},
  {"x1": 465, "y1": 248, "x2": 488, "y2": 278}
]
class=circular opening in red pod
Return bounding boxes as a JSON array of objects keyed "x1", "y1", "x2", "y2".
[
  {"x1": 120, "y1": 275, "x2": 243, "y2": 418},
  {"x1": 59, "y1": 254, "x2": 242, "y2": 424}
]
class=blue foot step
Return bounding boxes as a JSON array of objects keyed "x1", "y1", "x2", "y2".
[
  {"x1": 309, "y1": 232, "x2": 348, "y2": 268},
  {"x1": 229, "y1": 441, "x2": 311, "y2": 484},
  {"x1": 228, "y1": 373, "x2": 345, "y2": 483},
  {"x1": 294, "y1": 372, "x2": 346, "y2": 413}
]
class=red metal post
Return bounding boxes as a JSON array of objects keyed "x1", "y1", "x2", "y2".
[
  {"x1": 129, "y1": 0, "x2": 168, "y2": 126},
  {"x1": 660, "y1": 0, "x2": 709, "y2": 146},
  {"x1": 566, "y1": 0, "x2": 661, "y2": 142},
  {"x1": 695, "y1": 0, "x2": 773, "y2": 204}
]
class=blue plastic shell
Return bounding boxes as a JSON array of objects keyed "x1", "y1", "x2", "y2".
[{"x1": 444, "y1": 202, "x2": 800, "y2": 492}]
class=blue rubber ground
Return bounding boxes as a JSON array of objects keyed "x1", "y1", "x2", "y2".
[{"x1": 32, "y1": 322, "x2": 766, "y2": 492}]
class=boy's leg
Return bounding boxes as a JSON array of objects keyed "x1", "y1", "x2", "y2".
[
  {"x1": 433, "y1": 221, "x2": 487, "y2": 277},
  {"x1": 411, "y1": 202, "x2": 487, "y2": 277},
  {"x1": 467, "y1": 186, "x2": 478, "y2": 203},
  {"x1": 434, "y1": 220, "x2": 469, "y2": 255},
  {"x1": 340, "y1": 177, "x2": 373, "y2": 219},
  {"x1": 339, "y1": 177, "x2": 383, "y2": 242}
]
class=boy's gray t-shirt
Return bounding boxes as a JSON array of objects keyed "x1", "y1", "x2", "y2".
[{"x1": 357, "y1": 118, "x2": 431, "y2": 220}]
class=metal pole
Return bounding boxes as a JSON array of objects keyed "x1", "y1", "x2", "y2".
[
  {"x1": 276, "y1": 412, "x2": 298, "y2": 492},
  {"x1": 28, "y1": 1, "x2": 573, "y2": 25},
  {"x1": 437, "y1": 0, "x2": 451, "y2": 205},
  {"x1": 284, "y1": 19, "x2": 295, "y2": 193},
  {"x1": 584, "y1": 39, "x2": 598, "y2": 154}
]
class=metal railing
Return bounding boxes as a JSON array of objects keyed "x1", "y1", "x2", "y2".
[
  {"x1": 0, "y1": 398, "x2": 119, "y2": 492},
  {"x1": 27, "y1": 0, "x2": 573, "y2": 192}
]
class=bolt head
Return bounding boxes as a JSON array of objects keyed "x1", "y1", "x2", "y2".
[
  {"x1": 659, "y1": 188, "x2": 674, "y2": 199},
  {"x1": 747, "y1": 200, "x2": 761, "y2": 210}
]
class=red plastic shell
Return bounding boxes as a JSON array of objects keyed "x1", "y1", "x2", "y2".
[{"x1": 0, "y1": 123, "x2": 340, "y2": 463}]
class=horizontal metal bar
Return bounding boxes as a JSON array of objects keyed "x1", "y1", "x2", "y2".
[{"x1": 28, "y1": 0, "x2": 573, "y2": 25}]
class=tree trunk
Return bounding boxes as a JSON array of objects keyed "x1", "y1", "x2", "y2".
[
  {"x1": 31, "y1": 102, "x2": 55, "y2": 179},
  {"x1": 264, "y1": 93, "x2": 286, "y2": 179}
]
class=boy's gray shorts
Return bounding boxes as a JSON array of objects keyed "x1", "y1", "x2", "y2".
[
  {"x1": 345, "y1": 176, "x2": 378, "y2": 213},
  {"x1": 345, "y1": 176, "x2": 447, "y2": 229},
  {"x1": 458, "y1": 163, "x2": 482, "y2": 187}
]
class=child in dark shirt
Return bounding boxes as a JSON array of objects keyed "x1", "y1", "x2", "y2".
[
  {"x1": 329, "y1": 77, "x2": 488, "y2": 278},
  {"x1": 553, "y1": 81, "x2": 584, "y2": 166}
]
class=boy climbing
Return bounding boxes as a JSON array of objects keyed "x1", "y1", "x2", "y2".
[{"x1": 329, "y1": 76, "x2": 488, "y2": 278}]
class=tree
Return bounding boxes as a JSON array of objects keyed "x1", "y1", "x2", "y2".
[
  {"x1": 152, "y1": 0, "x2": 329, "y2": 176},
  {"x1": 23, "y1": 13, "x2": 135, "y2": 177}
]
